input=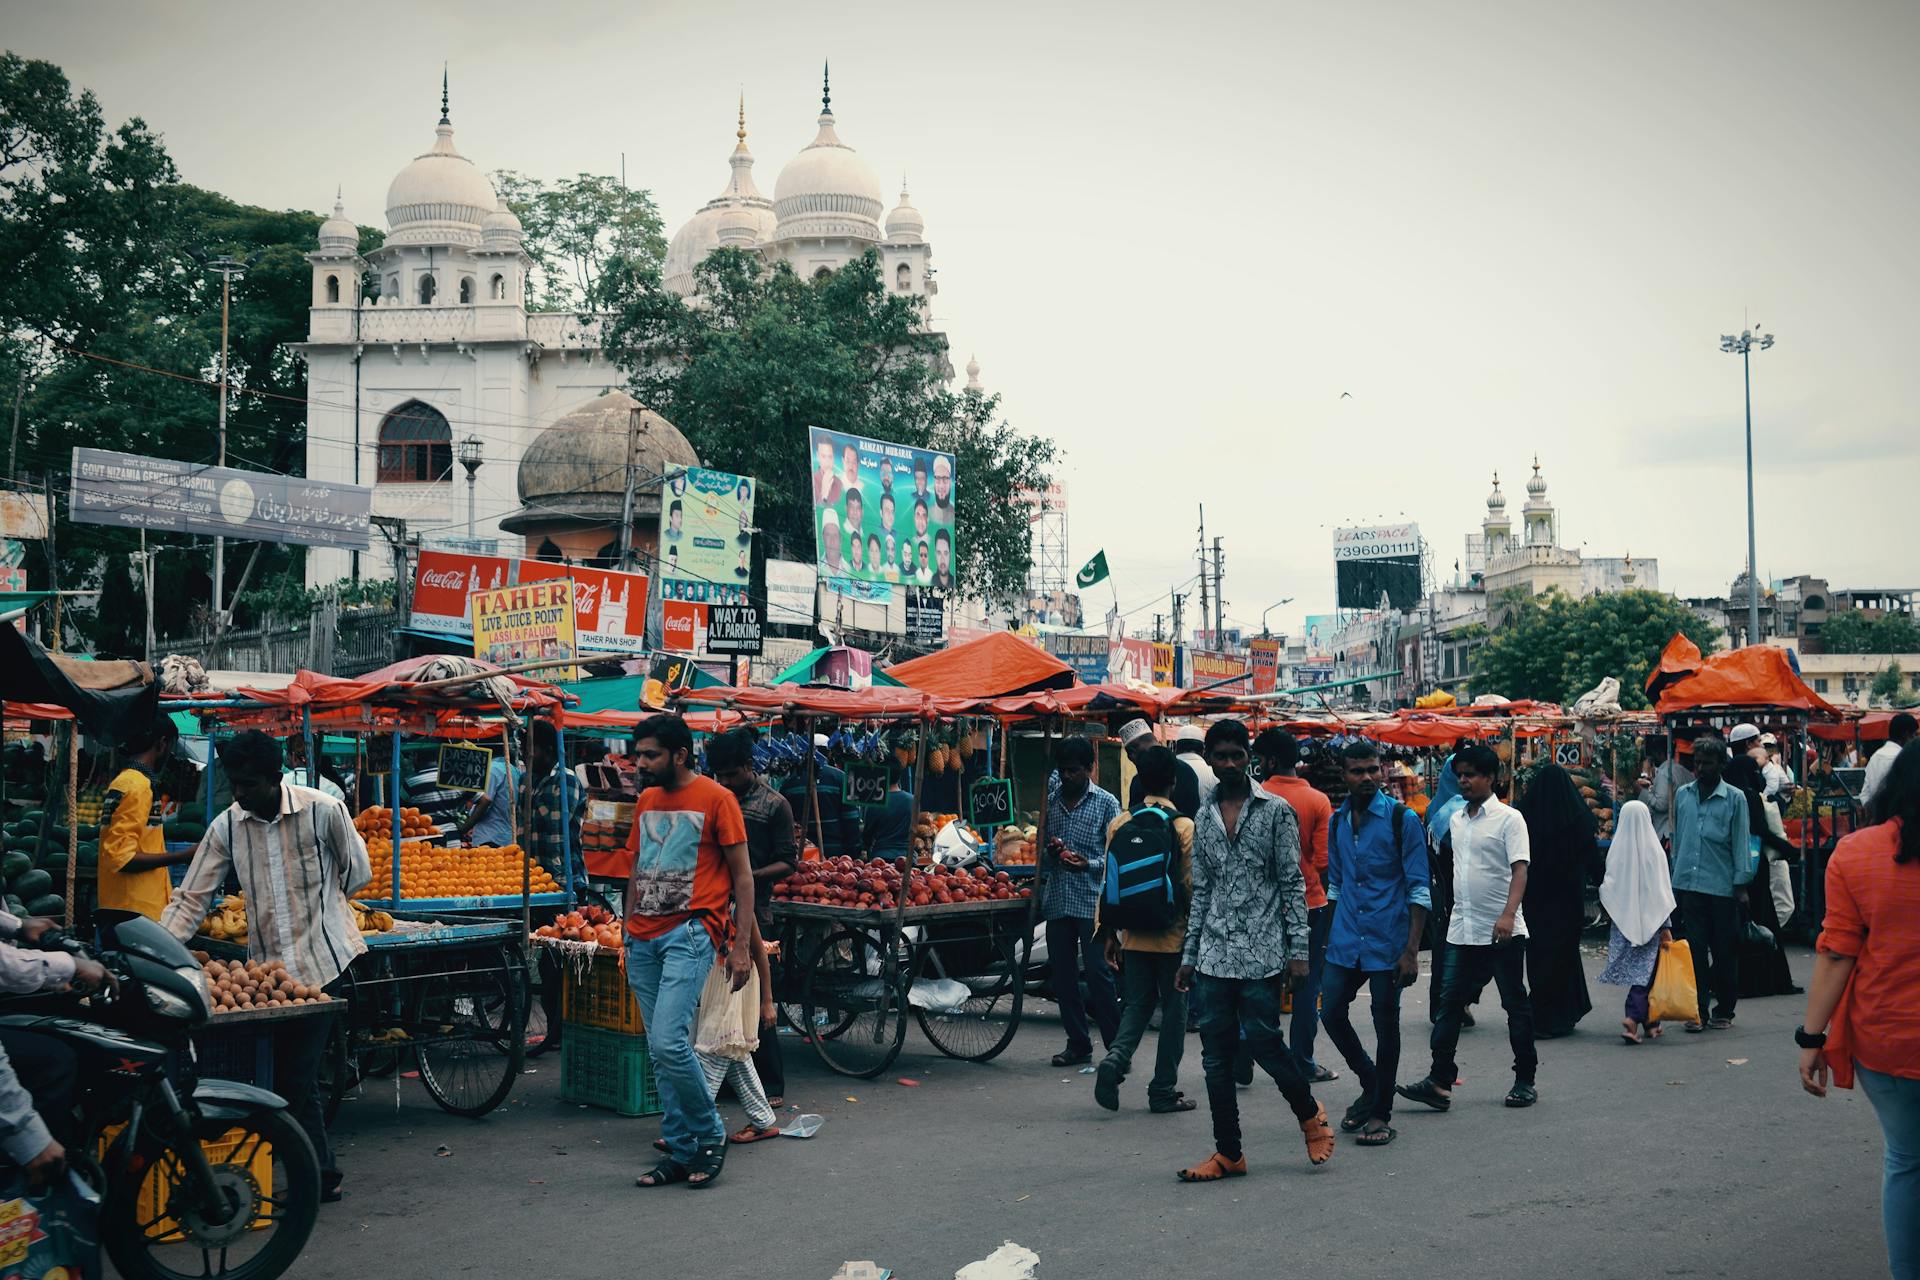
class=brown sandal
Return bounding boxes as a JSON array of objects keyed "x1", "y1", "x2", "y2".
[
  {"x1": 1176, "y1": 1151, "x2": 1247, "y2": 1182},
  {"x1": 1300, "y1": 1101, "x2": 1336, "y2": 1165},
  {"x1": 729, "y1": 1123, "x2": 781, "y2": 1144}
]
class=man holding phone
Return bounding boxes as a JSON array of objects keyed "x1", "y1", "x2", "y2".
[{"x1": 1399, "y1": 742, "x2": 1539, "y2": 1112}]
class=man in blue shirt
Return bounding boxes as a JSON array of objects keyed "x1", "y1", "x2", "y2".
[
  {"x1": 455, "y1": 748, "x2": 519, "y2": 847},
  {"x1": 1320, "y1": 740, "x2": 1430, "y2": 1146},
  {"x1": 1670, "y1": 734, "x2": 1749, "y2": 1030},
  {"x1": 1043, "y1": 736, "x2": 1122, "y2": 1067},
  {"x1": 779, "y1": 733, "x2": 861, "y2": 859}
]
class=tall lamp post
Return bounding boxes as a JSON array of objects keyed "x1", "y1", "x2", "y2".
[
  {"x1": 1721, "y1": 326, "x2": 1775, "y2": 646},
  {"x1": 457, "y1": 436, "x2": 484, "y2": 541},
  {"x1": 1260, "y1": 596, "x2": 1295, "y2": 637}
]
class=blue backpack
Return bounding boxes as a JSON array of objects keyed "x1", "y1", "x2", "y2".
[{"x1": 1102, "y1": 804, "x2": 1180, "y2": 931}]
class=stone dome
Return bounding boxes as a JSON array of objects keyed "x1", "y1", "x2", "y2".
[
  {"x1": 500, "y1": 391, "x2": 699, "y2": 532},
  {"x1": 385, "y1": 118, "x2": 498, "y2": 247},
  {"x1": 316, "y1": 194, "x2": 359, "y2": 253},
  {"x1": 885, "y1": 181, "x2": 924, "y2": 241},
  {"x1": 773, "y1": 76, "x2": 883, "y2": 243}
]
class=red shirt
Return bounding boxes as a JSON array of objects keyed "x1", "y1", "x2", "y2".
[
  {"x1": 624, "y1": 775, "x2": 748, "y2": 954},
  {"x1": 1263, "y1": 775, "x2": 1333, "y2": 910},
  {"x1": 1819, "y1": 818, "x2": 1920, "y2": 1083}
]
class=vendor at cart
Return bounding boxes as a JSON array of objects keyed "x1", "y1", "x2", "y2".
[
  {"x1": 452, "y1": 743, "x2": 519, "y2": 847},
  {"x1": 160, "y1": 729, "x2": 372, "y2": 1206},
  {"x1": 99, "y1": 714, "x2": 196, "y2": 920}
]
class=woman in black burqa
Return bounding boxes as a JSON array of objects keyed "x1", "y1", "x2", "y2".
[
  {"x1": 1725, "y1": 753, "x2": 1801, "y2": 998},
  {"x1": 1519, "y1": 765, "x2": 1597, "y2": 1038}
]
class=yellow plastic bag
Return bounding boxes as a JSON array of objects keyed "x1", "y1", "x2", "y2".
[{"x1": 1646, "y1": 939, "x2": 1700, "y2": 1025}]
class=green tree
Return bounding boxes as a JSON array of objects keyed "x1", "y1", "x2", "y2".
[
  {"x1": 492, "y1": 171, "x2": 665, "y2": 311},
  {"x1": 1470, "y1": 588, "x2": 1722, "y2": 709},
  {"x1": 598, "y1": 248, "x2": 1057, "y2": 602},
  {"x1": 1868, "y1": 660, "x2": 1917, "y2": 708},
  {"x1": 1820, "y1": 610, "x2": 1920, "y2": 655}
]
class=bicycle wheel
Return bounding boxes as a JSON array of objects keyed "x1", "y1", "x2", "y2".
[
  {"x1": 413, "y1": 948, "x2": 526, "y2": 1117},
  {"x1": 914, "y1": 921, "x2": 1024, "y2": 1062},
  {"x1": 801, "y1": 926, "x2": 908, "y2": 1078}
]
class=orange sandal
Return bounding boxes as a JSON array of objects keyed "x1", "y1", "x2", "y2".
[
  {"x1": 1176, "y1": 1151, "x2": 1247, "y2": 1183},
  {"x1": 729, "y1": 1124, "x2": 781, "y2": 1144},
  {"x1": 1300, "y1": 1102, "x2": 1336, "y2": 1165}
]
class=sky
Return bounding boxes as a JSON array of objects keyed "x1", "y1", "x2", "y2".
[{"x1": 7, "y1": 0, "x2": 1917, "y2": 639}]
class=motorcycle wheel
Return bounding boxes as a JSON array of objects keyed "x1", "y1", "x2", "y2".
[{"x1": 102, "y1": 1107, "x2": 321, "y2": 1280}]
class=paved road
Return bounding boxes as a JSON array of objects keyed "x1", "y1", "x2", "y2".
[{"x1": 291, "y1": 947, "x2": 1886, "y2": 1280}]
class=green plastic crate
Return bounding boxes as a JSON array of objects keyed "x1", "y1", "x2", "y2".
[{"x1": 559, "y1": 1025, "x2": 661, "y2": 1117}]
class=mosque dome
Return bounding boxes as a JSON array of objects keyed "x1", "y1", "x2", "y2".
[
  {"x1": 316, "y1": 194, "x2": 359, "y2": 254},
  {"x1": 885, "y1": 181, "x2": 925, "y2": 241},
  {"x1": 1526, "y1": 458, "x2": 1549, "y2": 501},
  {"x1": 500, "y1": 391, "x2": 699, "y2": 533},
  {"x1": 480, "y1": 200, "x2": 524, "y2": 250},
  {"x1": 1485, "y1": 472, "x2": 1506, "y2": 514},
  {"x1": 772, "y1": 69, "x2": 883, "y2": 243},
  {"x1": 663, "y1": 102, "x2": 778, "y2": 295},
  {"x1": 384, "y1": 87, "x2": 498, "y2": 247}
]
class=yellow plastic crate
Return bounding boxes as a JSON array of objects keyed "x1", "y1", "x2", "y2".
[
  {"x1": 560, "y1": 948, "x2": 645, "y2": 1034},
  {"x1": 101, "y1": 1124, "x2": 273, "y2": 1243}
]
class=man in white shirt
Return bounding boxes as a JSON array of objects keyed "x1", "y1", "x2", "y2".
[
  {"x1": 1397, "y1": 742, "x2": 1539, "y2": 1111},
  {"x1": 1861, "y1": 713, "x2": 1917, "y2": 814}
]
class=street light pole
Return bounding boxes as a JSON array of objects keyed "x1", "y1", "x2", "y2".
[
  {"x1": 206, "y1": 255, "x2": 246, "y2": 639},
  {"x1": 1261, "y1": 596, "x2": 1295, "y2": 637},
  {"x1": 1721, "y1": 326, "x2": 1775, "y2": 646},
  {"x1": 457, "y1": 436, "x2": 484, "y2": 541}
]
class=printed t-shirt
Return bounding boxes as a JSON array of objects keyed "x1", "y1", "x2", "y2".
[
  {"x1": 99, "y1": 766, "x2": 170, "y2": 920},
  {"x1": 624, "y1": 775, "x2": 748, "y2": 953}
]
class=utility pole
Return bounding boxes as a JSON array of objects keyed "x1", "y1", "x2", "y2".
[
  {"x1": 1195, "y1": 505, "x2": 1209, "y2": 647},
  {"x1": 200, "y1": 252, "x2": 250, "y2": 660},
  {"x1": 1152, "y1": 613, "x2": 1164, "y2": 643},
  {"x1": 1721, "y1": 325, "x2": 1775, "y2": 646},
  {"x1": 616, "y1": 405, "x2": 641, "y2": 569},
  {"x1": 1211, "y1": 536, "x2": 1226, "y2": 641},
  {"x1": 1170, "y1": 590, "x2": 1186, "y2": 646}
]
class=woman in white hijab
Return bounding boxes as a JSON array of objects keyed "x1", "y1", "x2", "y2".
[{"x1": 1598, "y1": 800, "x2": 1679, "y2": 1043}]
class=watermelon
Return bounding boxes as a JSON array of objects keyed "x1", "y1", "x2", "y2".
[
  {"x1": 11, "y1": 870, "x2": 52, "y2": 900},
  {"x1": 163, "y1": 822, "x2": 205, "y2": 842},
  {"x1": 23, "y1": 894, "x2": 63, "y2": 918},
  {"x1": 3, "y1": 897, "x2": 22, "y2": 918},
  {"x1": 77, "y1": 824, "x2": 98, "y2": 841},
  {"x1": 19, "y1": 811, "x2": 44, "y2": 827},
  {"x1": 176, "y1": 803, "x2": 207, "y2": 824},
  {"x1": 0, "y1": 851, "x2": 28, "y2": 880}
]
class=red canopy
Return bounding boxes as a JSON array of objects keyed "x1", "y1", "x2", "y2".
[
  {"x1": 1654, "y1": 645, "x2": 1838, "y2": 716},
  {"x1": 1809, "y1": 711, "x2": 1915, "y2": 742},
  {"x1": 884, "y1": 631, "x2": 1075, "y2": 698}
]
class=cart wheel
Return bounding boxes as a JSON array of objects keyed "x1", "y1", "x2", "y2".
[
  {"x1": 775, "y1": 923, "x2": 828, "y2": 1034},
  {"x1": 914, "y1": 923, "x2": 1025, "y2": 1062},
  {"x1": 413, "y1": 949, "x2": 526, "y2": 1117},
  {"x1": 801, "y1": 926, "x2": 907, "y2": 1078},
  {"x1": 318, "y1": 1017, "x2": 352, "y2": 1125}
]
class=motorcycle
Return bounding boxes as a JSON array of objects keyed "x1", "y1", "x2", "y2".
[{"x1": 0, "y1": 910, "x2": 320, "y2": 1280}]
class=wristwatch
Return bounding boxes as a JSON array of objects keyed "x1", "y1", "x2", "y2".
[{"x1": 1794, "y1": 1024, "x2": 1827, "y2": 1049}]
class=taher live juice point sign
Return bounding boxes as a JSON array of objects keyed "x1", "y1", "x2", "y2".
[
  {"x1": 659, "y1": 466, "x2": 755, "y2": 605},
  {"x1": 470, "y1": 580, "x2": 578, "y2": 681},
  {"x1": 808, "y1": 427, "x2": 956, "y2": 598}
]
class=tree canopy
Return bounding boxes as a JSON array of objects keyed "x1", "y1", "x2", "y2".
[
  {"x1": 492, "y1": 171, "x2": 665, "y2": 312},
  {"x1": 1819, "y1": 610, "x2": 1920, "y2": 656},
  {"x1": 597, "y1": 248, "x2": 1056, "y2": 603},
  {"x1": 1470, "y1": 588, "x2": 1722, "y2": 710}
]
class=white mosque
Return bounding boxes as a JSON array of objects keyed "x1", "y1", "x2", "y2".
[{"x1": 299, "y1": 68, "x2": 957, "y2": 587}]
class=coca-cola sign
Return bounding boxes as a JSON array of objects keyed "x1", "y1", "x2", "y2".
[
  {"x1": 410, "y1": 552, "x2": 648, "y2": 651},
  {"x1": 410, "y1": 551, "x2": 512, "y2": 636}
]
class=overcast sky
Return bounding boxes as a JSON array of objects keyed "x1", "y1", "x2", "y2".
[{"x1": 8, "y1": 0, "x2": 1916, "y2": 637}]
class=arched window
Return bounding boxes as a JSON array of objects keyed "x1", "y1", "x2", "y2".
[
  {"x1": 386, "y1": 275, "x2": 399, "y2": 299},
  {"x1": 417, "y1": 274, "x2": 437, "y2": 305},
  {"x1": 536, "y1": 538, "x2": 563, "y2": 563},
  {"x1": 459, "y1": 276, "x2": 473, "y2": 304},
  {"x1": 895, "y1": 262, "x2": 911, "y2": 291},
  {"x1": 592, "y1": 539, "x2": 621, "y2": 569},
  {"x1": 325, "y1": 274, "x2": 340, "y2": 304},
  {"x1": 376, "y1": 401, "x2": 453, "y2": 483},
  {"x1": 813, "y1": 267, "x2": 832, "y2": 281},
  {"x1": 490, "y1": 273, "x2": 505, "y2": 300},
  {"x1": 1804, "y1": 594, "x2": 1826, "y2": 611}
]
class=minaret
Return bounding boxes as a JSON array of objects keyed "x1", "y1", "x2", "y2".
[
  {"x1": 1523, "y1": 457, "x2": 1555, "y2": 547},
  {"x1": 716, "y1": 96, "x2": 763, "y2": 249},
  {"x1": 1482, "y1": 472, "x2": 1511, "y2": 559}
]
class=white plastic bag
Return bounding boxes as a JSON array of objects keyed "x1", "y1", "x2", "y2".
[
  {"x1": 693, "y1": 961, "x2": 759, "y2": 1060},
  {"x1": 908, "y1": 977, "x2": 972, "y2": 1013},
  {"x1": 956, "y1": 1242, "x2": 1039, "y2": 1280}
]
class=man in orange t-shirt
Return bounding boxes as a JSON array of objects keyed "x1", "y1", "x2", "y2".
[
  {"x1": 1256, "y1": 729, "x2": 1337, "y2": 1082},
  {"x1": 624, "y1": 714, "x2": 754, "y2": 1191}
]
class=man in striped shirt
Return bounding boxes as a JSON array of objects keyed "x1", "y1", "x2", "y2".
[{"x1": 162, "y1": 730, "x2": 372, "y2": 1204}]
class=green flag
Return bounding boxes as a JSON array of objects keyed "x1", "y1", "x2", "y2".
[{"x1": 1075, "y1": 550, "x2": 1110, "y2": 589}]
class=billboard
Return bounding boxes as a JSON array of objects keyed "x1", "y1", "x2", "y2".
[
  {"x1": 808, "y1": 427, "x2": 955, "y2": 596},
  {"x1": 412, "y1": 552, "x2": 648, "y2": 653},
  {"x1": 764, "y1": 558, "x2": 817, "y2": 629},
  {"x1": 1302, "y1": 614, "x2": 1339, "y2": 656},
  {"x1": 0, "y1": 491, "x2": 48, "y2": 541},
  {"x1": 1333, "y1": 523, "x2": 1422, "y2": 612},
  {"x1": 1045, "y1": 631, "x2": 1109, "y2": 684},
  {"x1": 70, "y1": 447, "x2": 372, "y2": 550},
  {"x1": 659, "y1": 466, "x2": 753, "y2": 602},
  {"x1": 1190, "y1": 650, "x2": 1252, "y2": 694},
  {"x1": 470, "y1": 579, "x2": 577, "y2": 680},
  {"x1": 1249, "y1": 637, "x2": 1280, "y2": 694}
]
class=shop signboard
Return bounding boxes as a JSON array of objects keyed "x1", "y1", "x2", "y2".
[
  {"x1": 1151, "y1": 642, "x2": 1177, "y2": 689},
  {"x1": 411, "y1": 551, "x2": 513, "y2": 637},
  {"x1": 435, "y1": 744, "x2": 493, "y2": 793},
  {"x1": 807, "y1": 427, "x2": 956, "y2": 598},
  {"x1": 1249, "y1": 637, "x2": 1281, "y2": 694},
  {"x1": 0, "y1": 492, "x2": 48, "y2": 541},
  {"x1": 906, "y1": 590, "x2": 945, "y2": 648},
  {"x1": 706, "y1": 603, "x2": 764, "y2": 656},
  {"x1": 469, "y1": 579, "x2": 578, "y2": 681},
  {"x1": 413, "y1": 553, "x2": 647, "y2": 652},
  {"x1": 1045, "y1": 632, "x2": 1108, "y2": 684},
  {"x1": 69, "y1": 447, "x2": 372, "y2": 549},
  {"x1": 661, "y1": 599, "x2": 707, "y2": 654},
  {"x1": 1190, "y1": 650, "x2": 1252, "y2": 694},
  {"x1": 765, "y1": 558, "x2": 817, "y2": 629}
]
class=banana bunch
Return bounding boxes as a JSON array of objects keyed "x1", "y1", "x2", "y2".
[
  {"x1": 349, "y1": 900, "x2": 395, "y2": 935},
  {"x1": 201, "y1": 893, "x2": 249, "y2": 944}
]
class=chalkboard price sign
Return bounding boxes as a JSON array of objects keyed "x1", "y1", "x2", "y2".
[
  {"x1": 844, "y1": 762, "x2": 891, "y2": 810},
  {"x1": 437, "y1": 744, "x2": 494, "y2": 794},
  {"x1": 968, "y1": 776, "x2": 1016, "y2": 830},
  {"x1": 1552, "y1": 740, "x2": 1587, "y2": 768}
]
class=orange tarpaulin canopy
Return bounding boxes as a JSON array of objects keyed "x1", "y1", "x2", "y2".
[
  {"x1": 1809, "y1": 711, "x2": 1914, "y2": 742},
  {"x1": 884, "y1": 631, "x2": 1074, "y2": 699},
  {"x1": 1362, "y1": 715, "x2": 1509, "y2": 747},
  {"x1": 1645, "y1": 632, "x2": 1705, "y2": 700},
  {"x1": 1654, "y1": 645, "x2": 1839, "y2": 716}
]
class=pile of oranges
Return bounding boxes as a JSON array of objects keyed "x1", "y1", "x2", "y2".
[
  {"x1": 354, "y1": 806, "x2": 437, "y2": 839},
  {"x1": 533, "y1": 904, "x2": 622, "y2": 949},
  {"x1": 364, "y1": 842, "x2": 560, "y2": 902}
]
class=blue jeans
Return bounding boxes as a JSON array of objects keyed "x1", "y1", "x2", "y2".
[
  {"x1": 626, "y1": 921, "x2": 723, "y2": 1160},
  {"x1": 1860, "y1": 1066, "x2": 1920, "y2": 1280},
  {"x1": 1289, "y1": 905, "x2": 1332, "y2": 1071}
]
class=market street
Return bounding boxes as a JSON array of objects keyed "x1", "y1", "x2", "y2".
[{"x1": 290, "y1": 946, "x2": 1881, "y2": 1280}]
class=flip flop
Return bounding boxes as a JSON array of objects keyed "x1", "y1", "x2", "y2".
[
  {"x1": 1176, "y1": 1151, "x2": 1247, "y2": 1182},
  {"x1": 1394, "y1": 1079, "x2": 1452, "y2": 1112},
  {"x1": 1354, "y1": 1125, "x2": 1397, "y2": 1147},
  {"x1": 1340, "y1": 1094, "x2": 1374, "y2": 1132},
  {"x1": 730, "y1": 1124, "x2": 781, "y2": 1144},
  {"x1": 1620, "y1": 1019, "x2": 1643, "y2": 1045}
]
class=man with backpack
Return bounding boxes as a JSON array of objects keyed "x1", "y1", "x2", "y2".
[
  {"x1": 1319, "y1": 740, "x2": 1431, "y2": 1147},
  {"x1": 1094, "y1": 745, "x2": 1197, "y2": 1114}
]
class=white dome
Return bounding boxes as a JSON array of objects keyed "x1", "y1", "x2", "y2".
[
  {"x1": 1525, "y1": 458, "x2": 1549, "y2": 500},
  {"x1": 385, "y1": 119, "x2": 498, "y2": 247},
  {"x1": 664, "y1": 110, "x2": 777, "y2": 296},
  {"x1": 480, "y1": 199, "x2": 524, "y2": 250},
  {"x1": 885, "y1": 181, "x2": 924, "y2": 241},
  {"x1": 1485, "y1": 472, "x2": 1506, "y2": 513},
  {"x1": 773, "y1": 107, "x2": 883, "y2": 243},
  {"x1": 316, "y1": 194, "x2": 358, "y2": 253}
]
